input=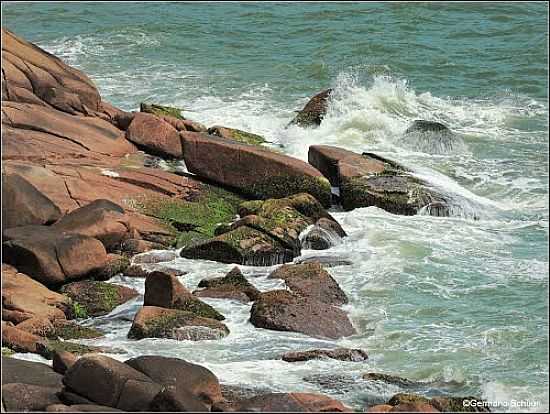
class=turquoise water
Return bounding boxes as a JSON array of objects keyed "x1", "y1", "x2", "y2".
[{"x1": 2, "y1": 2, "x2": 548, "y2": 412}]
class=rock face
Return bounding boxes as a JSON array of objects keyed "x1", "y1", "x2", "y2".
[
  {"x1": 126, "y1": 112, "x2": 183, "y2": 158},
  {"x1": 231, "y1": 392, "x2": 351, "y2": 412},
  {"x1": 60, "y1": 281, "x2": 139, "y2": 317},
  {"x1": 128, "y1": 306, "x2": 229, "y2": 341},
  {"x1": 179, "y1": 130, "x2": 332, "y2": 207},
  {"x1": 267, "y1": 262, "x2": 348, "y2": 306},
  {"x1": 1, "y1": 383, "x2": 62, "y2": 412},
  {"x1": 289, "y1": 89, "x2": 333, "y2": 127},
  {"x1": 208, "y1": 125, "x2": 267, "y2": 145},
  {"x1": 194, "y1": 267, "x2": 260, "y2": 303},
  {"x1": 249, "y1": 290, "x2": 355, "y2": 339},
  {"x1": 282, "y1": 348, "x2": 368, "y2": 362},
  {"x1": 308, "y1": 145, "x2": 449, "y2": 215},
  {"x1": 125, "y1": 355, "x2": 223, "y2": 406},
  {"x1": 143, "y1": 271, "x2": 224, "y2": 320},
  {"x1": 2, "y1": 356, "x2": 63, "y2": 388},
  {"x1": 2, "y1": 226, "x2": 108, "y2": 286}
]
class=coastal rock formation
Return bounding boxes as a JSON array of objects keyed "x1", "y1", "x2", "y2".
[
  {"x1": 194, "y1": 267, "x2": 261, "y2": 303},
  {"x1": 289, "y1": 89, "x2": 333, "y2": 127},
  {"x1": 179, "y1": 130, "x2": 332, "y2": 207},
  {"x1": 249, "y1": 290, "x2": 355, "y2": 339},
  {"x1": 208, "y1": 125, "x2": 267, "y2": 145},
  {"x1": 126, "y1": 112, "x2": 183, "y2": 158},
  {"x1": 229, "y1": 392, "x2": 352, "y2": 412},
  {"x1": 309, "y1": 145, "x2": 449, "y2": 214},
  {"x1": 282, "y1": 348, "x2": 368, "y2": 362},
  {"x1": 128, "y1": 306, "x2": 229, "y2": 341},
  {"x1": 1, "y1": 383, "x2": 62, "y2": 412}
]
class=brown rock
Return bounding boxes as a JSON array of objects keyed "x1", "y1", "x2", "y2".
[
  {"x1": 207, "y1": 125, "x2": 266, "y2": 145},
  {"x1": 15, "y1": 317, "x2": 56, "y2": 338},
  {"x1": 282, "y1": 348, "x2": 368, "y2": 362},
  {"x1": 116, "y1": 379, "x2": 163, "y2": 412},
  {"x1": 2, "y1": 323, "x2": 47, "y2": 354},
  {"x1": 2, "y1": 356, "x2": 63, "y2": 388},
  {"x1": 289, "y1": 89, "x2": 332, "y2": 127},
  {"x1": 250, "y1": 290, "x2": 356, "y2": 339},
  {"x1": 128, "y1": 306, "x2": 229, "y2": 341},
  {"x1": 366, "y1": 405, "x2": 394, "y2": 413},
  {"x1": 126, "y1": 112, "x2": 183, "y2": 158},
  {"x1": 144, "y1": 271, "x2": 224, "y2": 320},
  {"x1": 1, "y1": 383, "x2": 62, "y2": 412},
  {"x1": 180, "y1": 130, "x2": 331, "y2": 207},
  {"x1": 126, "y1": 355, "x2": 223, "y2": 406},
  {"x1": 390, "y1": 403, "x2": 440, "y2": 412},
  {"x1": 268, "y1": 262, "x2": 348, "y2": 306},
  {"x1": 121, "y1": 238, "x2": 164, "y2": 254},
  {"x1": 148, "y1": 388, "x2": 209, "y2": 412},
  {"x1": 52, "y1": 350, "x2": 78, "y2": 375},
  {"x1": 194, "y1": 267, "x2": 260, "y2": 303},
  {"x1": 95, "y1": 253, "x2": 130, "y2": 280},
  {"x1": 232, "y1": 392, "x2": 352, "y2": 412}
]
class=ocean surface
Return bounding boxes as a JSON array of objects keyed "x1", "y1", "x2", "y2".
[{"x1": 2, "y1": 2, "x2": 549, "y2": 412}]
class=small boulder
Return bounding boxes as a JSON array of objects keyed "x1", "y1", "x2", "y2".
[
  {"x1": 208, "y1": 125, "x2": 267, "y2": 145},
  {"x1": 140, "y1": 102, "x2": 185, "y2": 119},
  {"x1": 250, "y1": 290, "x2": 355, "y2": 339},
  {"x1": 404, "y1": 120, "x2": 451, "y2": 134},
  {"x1": 126, "y1": 112, "x2": 183, "y2": 158},
  {"x1": 2, "y1": 323, "x2": 47, "y2": 354},
  {"x1": 282, "y1": 348, "x2": 368, "y2": 362},
  {"x1": 194, "y1": 267, "x2": 261, "y2": 303},
  {"x1": 121, "y1": 238, "x2": 164, "y2": 254},
  {"x1": 128, "y1": 306, "x2": 229, "y2": 341},
  {"x1": 132, "y1": 249, "x2": 178, "y2": 264},
  {"x1": 289, "y1": 89, "x2": 333, "y2": 127},
  {"x1": 52, "y1": 350, "x2": 78, "y2": 375},
  {"x1": 144, "y1": 271, "x2": 224, "y2": 320},
  {"x1": 232, "y1": 392, "x2": 351, "y2": 412}
]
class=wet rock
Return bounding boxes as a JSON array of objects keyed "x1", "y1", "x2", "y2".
[
  {"x1": 1, "y1": 356, "x2": 63, "y2": 388},
  {"x1": 95, "y1": 253, "x2": 130, "y2": 280},
  {"x1": 405, "y1": 120, "x2": 451, "y2": 134},
  {"x1": 148, "y1": 388, "x2": 209, "y2": 412},
  {"x1": 63, "y1": 354, "x2": 156, "y2": 408},
  {"x1": 121, "y1": 238, "x2": 164, "y2": 254},
  {"x1": 52, "y1": 350, "x2": 78, "y2": 375},
  {"x1": 289, "y1": 89, "x2": 333, "y2": 127},
  {"x1": 386, "y1": 393, "x2": 489, "y2": 412},
  {"x1": 126, "y1": 112, "x2": 183, "y2": 158},
  {"x1": 2, "y1": 383, "x2": 62, "y2": 412},
  {"x1": 179, "y1": 130, "x2": 332, "y2": 207},
  {"x1": 250, "y1": 290, "x2": 356, "y2": 339},
  {"x1": 1, "y1": 264, "x2": 71, "y2": 322},
  {"x1": 294, "y1": 254, "x2": 353, "y2": 267},
  {"x1": 402, "y1": 120, "x2": 459, "y2": 154},
  {"x1": 194, "y1": 266, "x2": 261, "y2": 303},
  {"x1": 132, "y1": 249, "x2": 178, "y2": 264},
  {"x1": 51, "y1": 199, "x2": 130, "y2": 250},
  {"x1": 309, "y1": 145, "x2": 449, "y2": 214},
  {"x1": 267, "y1": 262, "x2": 348, "y2": 306},
  {"x1": 2, "y1": 173, "x2": 62, "y2": 229},
  {"x1": 231, "y1": 392, "x2": 351, "y2": 412},
  {"x1": 144, "y1": 271, "x2": 224, "y2": 320},
  {"x1": 60, "y1": 281, "x2": 139, "y2": 317},
  {"x1": 429, "y1": 396, "x2": 491, "y2": 413},
  {"x1": 362, "y1": 373, "x2": 419, "y2": 387},
  {"x1": 208, "y1": 125, "x2": 267, "y2": 145},
  {"x1": 128, "y1": 306, "x2": 229, "y2": 341},
  {"x1": 51, "y1": 319, "x2": 104, "y2": 340},
  {"x1": 3, "y1": 227, "x2": 108, "y2": 287},
  {"x1": 126, "y1": 355, "x2": 223, "y2": 406},
  {"x1": 40, "y1": 340, "x2": 108, "y2": 360},
  {"x1": 282, "y1": 348, "x2": 368, "y2": 362}
]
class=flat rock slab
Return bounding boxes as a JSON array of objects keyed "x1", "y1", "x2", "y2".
[{"x1": 282, "y1": 348, "x2": 368, "y2": 362}]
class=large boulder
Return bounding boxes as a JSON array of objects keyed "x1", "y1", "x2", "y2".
[
  {"x1": 128, "y1": 306, "x2": 229, "y2": 341},
  {"x1": 179, "y1": 131, "x2": 332, "y2": 207},
  {"x1": 194, "y1": 267, "x2": 260, "y2": 303},
  {"x1": 208, "y1": 125, "x2": 266, "y2": 145},
  {"x1": 282, "y1": 348, "x2": 368, "y2": 363},
  {"x1": 125, "y1": 355, "x2": 223, "y2": 406},
  {"x1": 267, "y1": 262, "x2": 348, "y2": 306},
  {"x1": 289, "y1": 89, "x2": 333, "y2": 127},
  {"x1": 2, "y1": 226, "x2": 108, "y2": 286},
  {"x1": 63, "y1": 354, "x2": 157, "y2": 409},
  {"x1": 249, "y1": 290, "x2": 356, "y2": 339},
  {"x1": 2, "y1": 173, "x2": 62, "y2": 229},
  {"x1": 60, "y1": 281, "x2": 139, "y2": 318},
  {"x1": 143, "y1": 271, "x2": 224, "y2": 320},
  {"x1": 126, "y1": 112, "x2": 183, "y2": 158},
  {"x1": 308, "y1": 145, "x2": 449, "y2": 214},
  {"x1": 2, "y1": 356, "x2": 63, "y2": 388},
  {"x1": 1, "y1": 383, "x2": 62, "y2": 412},
  {"x1": 231, "y1": 392, "x2": 351, "y2": 412}
]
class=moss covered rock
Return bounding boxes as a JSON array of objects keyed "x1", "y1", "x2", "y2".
[
  {"x1": 128, "y1": 306, "x2": 229, "y2": 341},
  {"x1": 194, "y1": 267, "x2": 260, "y2": 303},
  {"x1": 140, "y1": 103, "x2": 184, "y2": 120},
  {"x1": 52, "y1": 320, "x2": 104, "y2": 340},
  {"x1": 39, "y1": 340, "x2": 105, "y2": 360},
  {"x1": 208, "y1": 126, "x2": 267, "y2": 145}
]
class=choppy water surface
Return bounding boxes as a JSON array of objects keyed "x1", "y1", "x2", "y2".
[{"x1": 2, "y1": 2, "x2": 548, "y2": 412}]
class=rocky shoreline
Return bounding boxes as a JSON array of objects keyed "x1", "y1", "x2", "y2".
[{"x1": 2, "y1": 28, "x2": 488, "y2": 412}]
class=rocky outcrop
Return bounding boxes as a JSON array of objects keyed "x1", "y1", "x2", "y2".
[
  {"x1": 143, "y1": 271, "x2": 224, "y2": 320},
  {"x1": 289, "y1": 89, "x2": 333, "y2": 127},
  {"x1": 249, "y1": 290, "x2": 355, "y2": 339},
  {"x1": 179, "y1": 130, "x2": 332, "y2": 207},
  {"x1": 128, "y1": 306, "x2": 229, "y2": 341},
  {"x1": 208, "y1": 125, "x2": 267, "y2": 145},
  {"x1": 282, "y1": 348, "x2": 368, "y2": 362},
  {"x1": 126, "y1": 112, "x2": 183, "y2": 158},
  {"x1": 230, "y1": 392, "x2": 352, "y2": 412},
  {"x1": 60, "y1": 281, "x2": 139, "y2": 318},
  {"x1": 267, "y1": 262, "x2": 348, "y2": 306},
  {"x1": 194, "y1": 267, "x2": 260, "y2": 303},
  {"x1": 308, "y1": 145, "x2": 449, "y2": 215}
]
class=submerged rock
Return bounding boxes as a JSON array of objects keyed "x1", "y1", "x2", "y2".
[
  {"x1": 289, "y1": 89, "x2": 333, "y2": 127},
  {"x1": 194, "y1": 266, "x2": 261, "y2": 303},
  {"x1": 249, "y1": 290, "x2": 355, "y2": 339},
  {"x1": 385, "y1": 393, "x2": 491, "y2": 413},
  {"x1": 208, "y1": 125, "x2": 267, "y2": 145},
  {"x1": 308, "y1": 145, "x2": 449, "y2": 215},
  {"x1": 128, "y1": 306, "x2": 229, "y2": 341},
  {"x1": 282, "y1": 348, "x2": 368, "y2": 362},
  {"x1": 402, "y1": 120, "x2": 461, "y2": 154}
]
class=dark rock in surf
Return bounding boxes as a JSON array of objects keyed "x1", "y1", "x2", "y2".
[
  {"x1": 194, "y1": 266, "x2": 260, "y2": 303},
  {"x1": 289, "y1": 89, "x2": 333, "y2": 127},
  {"x1": 404, "y1": 120, "x2": 451, "y2": 134},
  {"x1": 282, "y1": 348, "x2": 368, "y2": 362}
]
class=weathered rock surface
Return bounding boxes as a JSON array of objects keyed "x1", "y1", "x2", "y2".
[
  {"x1": 282, "y1": 348, "x2": 368, "y2": 362},
  {"x1": 60, "y1": 281, "x2": 139, "y2": 317},
  {"x1": 230, "y1": 392, "x2": 352, "y2": 412},
  {"x1": 1, "y1": 383, "x2": 62, "y2": 412},
  {"x1": 2, "y1": 323, "x2": 48, "y2": 354},
  {"x1": 289, "y1": 89, "x2": 333, "y2": 127},
  {"x1": 148, "y1": 388, "x2": 209, "y2": 412},
  {"x1": 309, "y1": 145, "x2": 449, "y2": 214},
  {"x1": 386, "y1": 393, "x2": 490, "y2": 413},
  {"x1": 128, "y1": 306, "x2": 229, "y2": 341},
  {"x1": 250, "y1": 290, "x2": 356, "y2": 339},
  {"x1": 52, "y1": 350, "x2": 79, "y2": 375},
  {"x1": 1, "y1": 356, "x2": 63, "y2": 388},
  {"x1": 144, "y1": 271, "x2": 224, "y2": 320},
  {"x1": 194, "y1": 267, "x2": 261, "y2": 303},
  {"x1": 179, "y1": 130, "x2": 332, "y2": 206},
  {"x1": 126, "y1": 112, "x2": 183, "y2": 158},
  {"x1": 267, "y1": 262, "x2": 348, "y2": 306},
  {"x1": 208, "y1": 125, "x2": 266, "y2": 145},
  {"x1": 125, "y1": 355, "x2": 223, "y2": 406}
]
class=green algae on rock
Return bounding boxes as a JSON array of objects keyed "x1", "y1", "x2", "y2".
[
  {"x1": 140, "y1": 102, "x2": 185, "y2": 119},
  {"x1": 208, "y1": 125, "x2": 267, "y2": 145}
]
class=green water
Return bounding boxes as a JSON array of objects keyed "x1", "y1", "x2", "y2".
[{"x1": 2, "y1": 2, "x2": 548, "y2": 411}]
